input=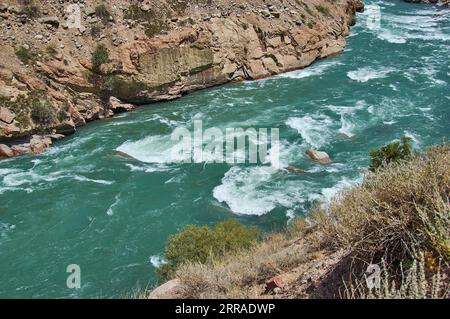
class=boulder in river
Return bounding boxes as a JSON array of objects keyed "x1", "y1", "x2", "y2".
[
  {"x1": 109, "y1": 96, "x2": 135, "y2": 113},
  {"x1": 287, "y1": 166, "x2": 305, "y2": 174},
  {"x1": 0, "y1": 144, "x2": 13, "y2": 158},
  {"x1": 306, "y1": 150, "x2": 332, "y2": 164},
  {"x1": 112, "y1": 150, "x2": 137, "y2": 160}
]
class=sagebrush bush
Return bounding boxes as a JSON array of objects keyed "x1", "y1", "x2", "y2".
[
  {"x1": 20, "y1": 1, "x2": 40, "y2": 18},
  {"x1": 314, "y1": 144, "x2": 450, "y2": 270},
  {"x1": 30, "y1": 99, "x2": 56, "y2": 126},
  {"x1": 157, "y1": 220, "x2": 258, "y2": 281},
  {"x1": 15, "y1": 46, "x2": 37, "y2": 65},
  {"x1": 95, "y1": 4, "x2": 110, "y2": 23},
  {"x1": 344, "y1": 255, "x2": 448, "y2": 299}
]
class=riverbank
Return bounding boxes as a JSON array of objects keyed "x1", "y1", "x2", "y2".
[
  {"x1": 146, "y1": 144, "x2": 450, "y2": 299},
  {"x1": 0, "y1": 0, "x2": 364, "y2": 159}
]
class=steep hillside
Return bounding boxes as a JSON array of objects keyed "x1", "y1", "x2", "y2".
[
  {"x1": 0, "y1": 0, "x2": 364, "y2": 158},
  {"x1": 147, "y1": 145, "x2": 450, "y2": 299}
]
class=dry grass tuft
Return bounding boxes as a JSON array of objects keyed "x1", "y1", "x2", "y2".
[{"x1": 176, "y1": 227, "x2": 314, "y2": 298}]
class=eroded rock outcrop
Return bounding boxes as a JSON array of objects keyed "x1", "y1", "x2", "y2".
[{"x1": 0, "y1": 0, "x2": 365, "y2": 158}]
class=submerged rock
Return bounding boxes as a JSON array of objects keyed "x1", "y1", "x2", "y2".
[
  {"x1": 112, "y1": 150, "x2": 137, "y2": 160},
  {"x1": 306, "y1": 150, "x2": 332, "y2": 164},
  {"x1": 287, "y1": 166, "x2": 305, "y2": 174}
]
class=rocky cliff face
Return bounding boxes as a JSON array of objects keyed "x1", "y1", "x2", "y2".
[{"x1": 0, "y1": 0, "x2": 364, "y2": 158}]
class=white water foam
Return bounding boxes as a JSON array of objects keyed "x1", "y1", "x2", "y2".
[
  {"x1": 286, "y1": 114, "x2": 334, "y2": 148},
  {"x1": 378, "y1": 29, "x2": 407, "y2": 44},
  {"x1": 73, "y1": 175, "x2": 114, "y2": 185},
  {"x1": 125, "y1": 163, "x2": 169, "y2": 173},
  {"x1": 116, "y1": 135, "x2": 178, "y2": 164},
  {"x1": 347, "y1": 67, "x2": 395, "y2": 83},
  {"x1": 149, "y1": 255, "x2": 167, "y2": 268},
  {"x1": 338, "y1": 114, "x2": 356, "y2": 138},
  {"x1": 0, "y1": 222, "x2": 16, "y2": 242},
  {"x1": 106, "y1": 195, "x2": 120, "y2": 216},
  {"x1": 213, "y1": 166, "x2": 308, "y2": 216},
  {"x1": 278, "y1": 61, "x2": 342, "y2": 79},
  {"x1": 308, "y1": 176, "x2": 362, "y2": 205}
]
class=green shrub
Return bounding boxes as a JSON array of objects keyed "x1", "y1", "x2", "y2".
[
  {"x1": 20, "y1": 4, "x2": 40, "y2": 18},
  {"x1": 103, "y1": 75, "x2": 147, "y2": 100},
  {"x1": 316, "y1": 5, "x2": 331, "y2": 16},
  {"x1": 91, "y1": 44, "x2": 109, "y2": 70},
  {"x1": 95, "y1": 4, "x2": 110, "y2": 23},
  {"x1": 157, "y1": 220, "x2": 258, "y2": 281},
  {"x1": 369, "y1": 136, "x2": 413, "y2": 172},
  {"x1": 90, "y1": 25, "x2": 101, "y2": 38},
  {"x1": 30, "y1": 98, "x2": 56, "y2": 126},
  {"x1": 44, "y1": 43, "x2": 58, "y2": 58},
  {"x1": 15, "y1": 46, "x2": 37, "y2": 64},
  {"x1": 124, "y1": 4, "x2": 167, "y2": 37}
]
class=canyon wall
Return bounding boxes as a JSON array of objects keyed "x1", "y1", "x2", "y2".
[{"x1": 0, "y1": 0, "x2": 364, "y2": 157}]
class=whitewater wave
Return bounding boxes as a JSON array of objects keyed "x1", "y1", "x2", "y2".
[
  {"x1": 378, "y1": 29, "x2": 407, "y2": 44},
  {"x1": 347, "y1": 67, "x2": 395, "y2": 83},
  {"x1": 73, "y1": 176, "x2": 115, "y2": 185},
  {"x1": 116, "y1": 135, "x2": 178, "y2": 164},
  {"x1": 338, "y1": 114, "x2": 356, "y2": 138},
  {"x1": 125, "y1": 163, "x2": 170, "y2": 173},
  {"x1": 149, "y1": 255, "x2": 166, "y2": 268},
  {"x1": 278, "y1": 61, "x2": 342, "y2": 79},
  {"x1": 213, "y1": 166, "x2": 308, "y2": 216},
  {"x1": 308, "y1": 176, "x2": 362, "y2": 205},
  {"x1": 286, "y1": 114, "x2": 334, "y2": 148}
]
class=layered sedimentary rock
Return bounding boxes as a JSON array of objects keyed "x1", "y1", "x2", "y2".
[{"x1": 0, "y1": 0, "x2": 364, "y2": 157}]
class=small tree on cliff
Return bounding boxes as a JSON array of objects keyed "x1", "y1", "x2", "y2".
[
  {"x1": 91, "y1": 44, "x2": 109, "y2": 71},
  {"x1": 89, "y1": 44, "x2": 111, "y2": 109}
]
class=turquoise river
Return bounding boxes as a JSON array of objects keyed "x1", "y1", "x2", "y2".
[{"x1": 0, "y1": 0, "x2": 449, "y2": 298}]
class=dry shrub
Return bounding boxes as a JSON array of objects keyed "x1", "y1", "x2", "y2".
[
  {"x1": 344, "y1": 255, "x2": 449, "y2": 299},
  {"x1": 146, "y1": 145, "x2": 449, "y2": 299},
  {"x1": 314, "y1": 144, "x2": 450, "y2": 271},
  {"x1": 176, "y1": 232, "x2": 312, "y2": 298}
]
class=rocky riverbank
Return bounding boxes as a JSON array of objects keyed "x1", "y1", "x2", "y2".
[{"x1": 0, "y1": 0, "x2": 364, "y2": 158}]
